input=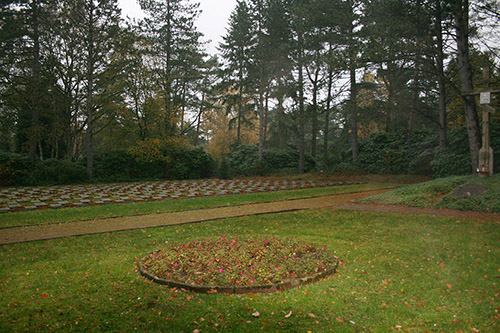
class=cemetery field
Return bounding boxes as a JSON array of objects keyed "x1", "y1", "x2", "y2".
[
  {"x1": 0, "y1": 182, "x2": 395, "y2": 228},
  {"x1": 0, "y1": 193, "x2": 499, "y2": 331}
]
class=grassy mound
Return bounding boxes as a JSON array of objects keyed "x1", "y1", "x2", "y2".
[
  {"x1": 362, "y1": 174, "x2": 500, "y2": 213},
  {"x1": 139, "y1": 236, "x2": 338, "y2": 288}
]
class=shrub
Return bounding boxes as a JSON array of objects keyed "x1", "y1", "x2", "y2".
[
  {"x1": 171, "y1": 147, "x2": 215, "y2": 179},
  {"x1": 93, "y1": 151, "x2": 139, "y2": 181},
  {"x1": 355, "y1": 130, "x2": 438, "y2": 176},
  {"x1": 33, "y1": 159, "x2": 87, "y2": 185},
  {"x1": 356, "y1": 132, "x2": 408, "y2": 174},
  {"x1": 0, "y1": 151, "x2": 35, "y2": 186},
  {"x1": 225, "y1": 145, "x2": 315, "y2": 177},
  {"x1": 128, "y1": 138, "x2": 215, "y2": 180},
  {"x1": 218, "y1": 158, "x2": 232, "y2": 179},
  {"x1": 430, "y1": 128, "x2": 471, "y2": 178}
]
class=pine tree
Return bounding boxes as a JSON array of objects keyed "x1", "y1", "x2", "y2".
[
  {"x1": 138, "y1": 0, "x2": 205, "y2": 138},
  {"x1": 219, "y1": 0, "x2": 255, "y2": 144},
  {"x1": 68, "y1": 0, "x2": 122, "y2": 178}
]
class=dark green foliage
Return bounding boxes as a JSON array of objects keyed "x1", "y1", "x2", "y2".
[
  {"x1": 0, "y1": 153, "x2": 86, "y2": 186},
  {"x1": 33, "y1": 159, "x2": 87, "y2": 185},
  {"x1": 169, "y1": 147, "x2": 216, "y2": 180},
  {"x1": 0, "y1": 147, "x2": 215, "y2": 186},
  {"x1": 218, "y1": 158, "x2": 232, "y2": 179},
  {"x1": 356, "y1": 132, "x2": 406, "y2": 174},
  {"x1": 0, "y1": 152, "x2": 34, "y2": 186},
  {"x1": 342, "y1": 129, "x2": 478, "y2": 177},
  {"x1": 430, "y1": 120, "x2": 500, "y2": 177},
  {"x1": 355, "y1": 130, "x2": 437, "y2": 175},
  {"x1": 225, "y1": 145, "x2": 315, "y2": 176},
  {"x1": 93, "y1": 151, "x2": 139, "y2": 181},
  {"x1": 430, "y1": 128, "x2": 471, "y2": 178},
  {"x1": 94, "y1": 147, "x2": 215, "y2": 181}
]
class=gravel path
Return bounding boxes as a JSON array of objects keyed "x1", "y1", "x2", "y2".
[{"x1": 1, "y1": 189, "x2": 498, "y2": 245}]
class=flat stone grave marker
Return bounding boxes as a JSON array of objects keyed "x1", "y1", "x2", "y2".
[{"x1": 452, "y1": 184, "x2": 488, "y2": 198}]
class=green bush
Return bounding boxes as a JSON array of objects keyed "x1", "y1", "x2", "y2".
[
  {"x1": 0, "y1": 140, "x2": 215, "y2": 186},
  {"x1": 355, "y1": 130, "x2": 438, "y2": 176},
  {"x1": 171, "y1": 147, "x2": 215, "y2": 179},
  {"x1": 0, "y1": 152, "x2": 35, "y2": 186},
  {"x1": 33, "y1": 159, "x2": 87, "y2": 185},
  {"x1": 93, "y1": 151, "x2": 138, "y2": 181},
  {"x1": 225, "y1": 145, "x2": 315, "y2": 176},
  {"x1": 356, "y1": 132, "x2": 409, "y2": 174},
  {"x1": 218, "y1": 158, "x2": 232, "y2": 179},
  {"x1": 430, "y1": 128, "x2": 471, "y2": 178}
]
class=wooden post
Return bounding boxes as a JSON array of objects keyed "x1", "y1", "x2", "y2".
[{"x1": 478, "y1": 68, "x2": 495, "y2": 177}]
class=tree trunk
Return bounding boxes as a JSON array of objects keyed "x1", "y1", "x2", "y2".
[
  {"x1": 455, "y1": 0, "x2": 481, "y2": 172},
  {"x1": 194, "y1": 92, "x2": 205, "y2": 146},
  {"x1": 236, "y1": 66, "x2": 243, "y2": 144},
  {"x1": 407, "y1": 0, "x2": 421, "y2": 143},
  {"x1": 436, "y1": 3, "x2": 447, "y2": 148},
  {"x1": 277, "y1": 93, "x2": 286, "y2": 148},
  {"x1": 348, "y1": 2, "x2": 359, "y2": 161},
  {"x1": 180, "y1": 83, "x2": 186, "y2": 134},
  {"x1": 309, "y1": 53, "x2": 321, "y2": 159},
  {"x1": 298, "y1": 31, "x2": 305, "y2": 173},
  {"x1": 258, "y1": 69, "x2": 264, "y2": 161},
  {"x1": 29, "y1": 0, "x2": 41, "y2": 166},
  {"x1": 323, "y1": 68, "x2": 334, "y2": 168},
  {"x1": 263, "y1": 92, "x2": 269, "y2": 143},
  {"x1": 408, "y1": 59, "x2": 419, "y2": 142},
  {"x1": 86, "y1": 4, "x2": 95, "y2": 179},
  {"x1": 350, "y1": 66, "x2": 359, "y2": 161},
  {"x1": 311, "y1": 66, "x2": 320, "y2": 158}
]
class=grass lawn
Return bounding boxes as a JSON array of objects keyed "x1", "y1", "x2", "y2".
[
  {"x1": 0, "y1": 208, "x2": 498, "y2": 331},
  {"x1": 362, "y1": 174, "x2": 500, "y2": 213},
  {"x1": 0, "y1": 183, "x2": 396, "y2": 228}
]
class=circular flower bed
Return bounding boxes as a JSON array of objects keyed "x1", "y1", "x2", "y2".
[{"x1": 139, "y1": 236, "x2": 339, "y2": 294}]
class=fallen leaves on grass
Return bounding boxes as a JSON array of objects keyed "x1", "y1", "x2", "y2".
[{"x1": 140, "y1": 236, "x2": 338, "y2": 287}]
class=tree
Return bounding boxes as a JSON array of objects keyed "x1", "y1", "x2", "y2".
[
  {"x1": 452, "y1": 0, "x2": 481, "y2": 172},
  {"x1": 69, "y1": 0, "x2": 122, "y2": 178},
  {"x1": 219, "y1": 0, "x2": 255, "y2": 144},
  {"x1": 262, "y1": 0, "x2": 293, "y2": 149},
  {"x1": 290, "y1": 0, "x2": 308, "y2": 173},
  {"x1": 138, "y1": 0, "x2": 205, "y2": 138}
]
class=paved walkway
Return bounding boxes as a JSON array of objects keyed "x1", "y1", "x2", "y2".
[
  {"x1": 1, "y1": 189, "x2": 498, "y2": 245},
  {"x1": 0, "y1": 179, "x2": 356, "y2": 213}
]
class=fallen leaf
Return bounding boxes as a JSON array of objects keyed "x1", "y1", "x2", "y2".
[
  {"x1": 382, "y1": 279, "x2": 389, "y2": 285},
  {"x1": 308, "y1": 313, "x2": 316, "y2": 318},
  {"x1": 446, "y1": 283, "x2": 453, "y2": 289},
  {"x1": 284, "y1": 311, "x2": 292, "y2": 318},
  {"x1": 252, "y1": 311, "x2": 260, "y2": 318},
  {"x1": 395, "y1": 324, "x2": 402, "y2": 330},
  {"x1": 40, "y1": 293, "x2": 49, "y2": 299},
  {"x1": 193, "y1": 330, "x2": 200, "y2": 333},
  {"x1": 336, "y1": 317, "x2": 344, "y2": 323},
  {"x1": 440, "y1": 262, "x2": 445, "y2": 268}
]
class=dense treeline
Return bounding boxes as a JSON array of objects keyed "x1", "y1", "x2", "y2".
[{"x1": 0, "y1": 0, "x2": 499, "y2": 185}]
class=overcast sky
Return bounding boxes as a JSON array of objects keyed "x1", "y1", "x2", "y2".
[{"x1": 118, "y1": 0, "x2": 237, "y2": 55}]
